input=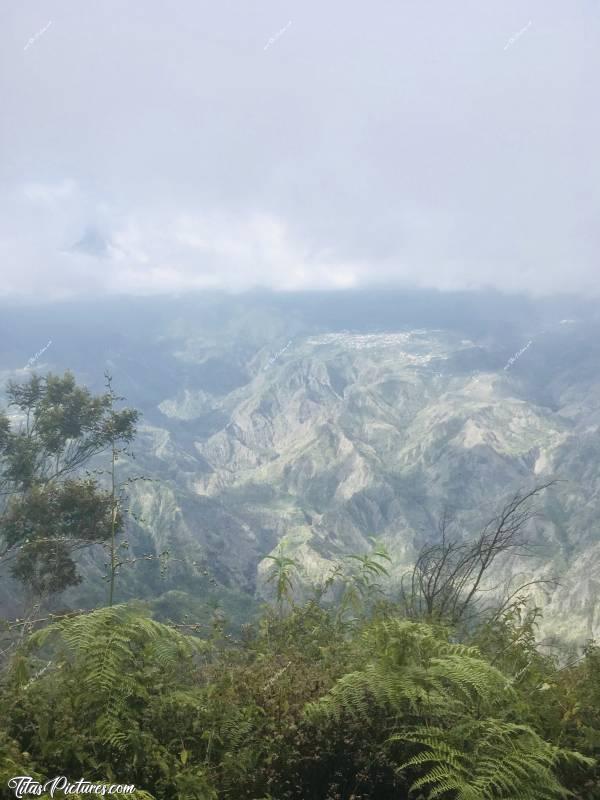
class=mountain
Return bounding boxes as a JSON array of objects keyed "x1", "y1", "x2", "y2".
[{"x1": 1, "y1": 289, "x2": 599, "y2": 644}]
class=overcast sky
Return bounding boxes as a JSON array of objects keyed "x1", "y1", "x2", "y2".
[{"x1": 1, "y1": 1, "x2": 598, "y2": 300}]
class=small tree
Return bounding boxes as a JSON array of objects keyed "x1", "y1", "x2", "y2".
[
  {"x1": 265, "y1": 546, "x2": 300, "y2": 617},
  {"x1": 102, "y1": 372, "x2": 157, "y2": 607},
  {"x1": 337, "y1": 538, "x2": 391, "y2": 621},
  {"x1": 0, "y1": 372, "x2": 138, "y2": 601}
]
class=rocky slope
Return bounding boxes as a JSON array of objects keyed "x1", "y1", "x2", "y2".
[{"x1": 1, "y1": 291, "x2": 599, "y2": 643}]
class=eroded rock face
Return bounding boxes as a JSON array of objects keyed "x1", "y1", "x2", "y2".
[
  {"x1": 115, "y1": 321, "x2": 600, "y2": 644},
  {"x1": 3, "y1": 294, "x2": 598, "y2": 643}
]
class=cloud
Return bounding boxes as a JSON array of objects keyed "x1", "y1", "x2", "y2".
[
  {"x1": 89, "y1": 210, "x2": 367, "y2": 294},
  {"x1": 68, "y1": 227, "x2": 112, "y2": 258},
  {"x1": 22, "y1": 180, "x2": 78, "y2": 206},
  {"x1": 0, "y1": 0, "x2": 599, "y2": 299}
]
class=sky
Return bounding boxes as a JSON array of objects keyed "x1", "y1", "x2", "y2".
[{"x1": 0, "y1": 0, "x2": 598, "y2": 300}]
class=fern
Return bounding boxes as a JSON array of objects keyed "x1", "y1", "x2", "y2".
[
  {"x1": 305, "y1": 619, "x2": 590, "y2": 799},
  {"x1": 19, "y1": 605, "x2": 207, "y2": 756},
  {"x1": 395, "y1": 722, "x2": 589, "y2": 799}
]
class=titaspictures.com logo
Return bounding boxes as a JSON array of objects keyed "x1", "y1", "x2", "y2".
[{"x1": 7, "y1": 776, "x2": 135, "y2": 797}]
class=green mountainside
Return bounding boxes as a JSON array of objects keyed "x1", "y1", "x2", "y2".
[{"x1": 1, "y1": 291, "x2": 599, "y2": 644}]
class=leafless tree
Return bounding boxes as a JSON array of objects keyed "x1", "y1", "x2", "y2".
[{"x1": 400, "y1": 481, "x2": 560, "y2": 623}]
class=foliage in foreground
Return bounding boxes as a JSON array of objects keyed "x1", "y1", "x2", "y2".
[
  {"x1": 0, "y1": 371, "x2": 138, "y2": 597},
  {"x1": 0, "y1": 600, "x2": 598, "y2": 800}
]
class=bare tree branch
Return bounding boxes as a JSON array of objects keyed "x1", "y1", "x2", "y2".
[{"x1": 401, "y1": 481, "x2": 559, "y2": 624}]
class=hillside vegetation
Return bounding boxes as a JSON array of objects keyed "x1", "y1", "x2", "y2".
[{"x1": 1, "y1": 581, "x2": 599, "y2": 799}]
